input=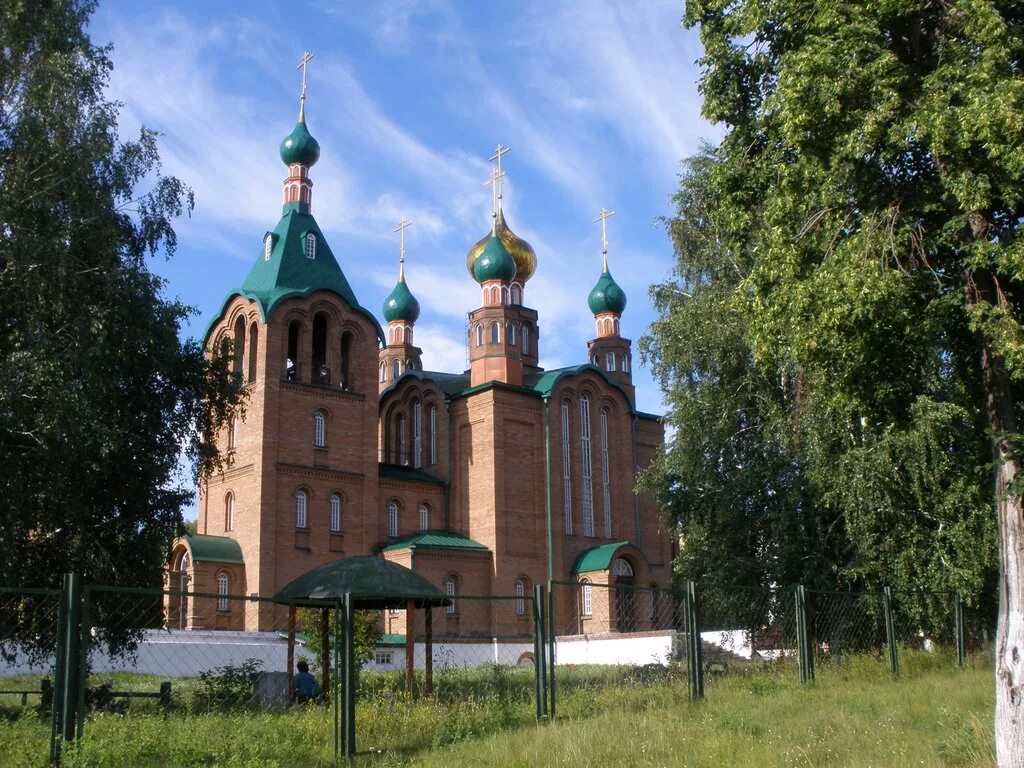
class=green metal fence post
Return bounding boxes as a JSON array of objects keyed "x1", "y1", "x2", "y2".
[
  {"x1": 795, "y1": 585, "x2": 814, "y2": 684},
  {"x1": 547, "y1": 580, "x2": 557, "y2": 719},
  {"x1": 55, "y1": 573, "x2": 82, "y2": 759},
  {"x1": 883, "y1": 586, "x2": 899, "y2": 677},
  {"x1": 75, "y1": 586, "x2": 91, "y2": 738},
  {"x1": 342, "y1": 592, "x2": 356, "y2": 758},
  {"x1": 50, "y1": 582, "x2": 69, "y2": 764},
  {"x1": 955, "y1": 592, "x2": 966, "y2": 669},
  {"x1": 686, "y1": 581, "x2": 704, "y2": 700},
  {"x1": 533, "y1": 584, "x2": 547, "y2": 720}
]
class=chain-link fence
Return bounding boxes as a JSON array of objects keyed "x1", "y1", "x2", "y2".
[{"x1": 0, "y1": 587, "x2": 60, "y2": 719}]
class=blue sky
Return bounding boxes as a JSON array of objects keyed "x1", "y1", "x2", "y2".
[{"x1": 92, "y1": 0, "x2": 715, "y2": 417}]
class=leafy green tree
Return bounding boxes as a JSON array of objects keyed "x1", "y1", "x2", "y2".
[
  {"x1": 0, "y1": 0, "x2": 243, "y2": 654},
  {"x1": 664, "y1": 0, "x2": 1021, "y2": 758}
]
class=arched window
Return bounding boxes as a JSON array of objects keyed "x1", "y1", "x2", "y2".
[
  {"x1": 522, "y1": 324, "x2": 530, "y2": 355},
  {"x1": 313, "y1": 410, "x2": 326, "y2": 448},
  {"x1": 606, "y1": 351, "x2": 616, "y2": 372},
  {"x1": 580, "y1": 395, "x2": 594, "y2": 537},
  {"x1": 339, "y1": 332, "x2": 354, "y2": 391},
  {"x1": 227, "y1": 416, "x2": 237, "y2": 450},
  {"x1": 286, "y1": 320, "x2": 301, "y2": 381},
  {"x1": 248, "y1": 323, "x2": 259, "y2": 382},
  {"x1": 621, "y1": 354, "x2": 630, "y2": 373},
  {"x1": 379, "y1": 361, "x2": 387, "y2": 382},
  {"x1": 428, "y1": 405, "x2": 437, "y2": 465},
  {"x1": 263, "y1": 234, "x2": 273, "y2": 262},
  {"x1": 392, "y1": 359, "x2": 401, "y2": 381},
  {"x1": 418, "y1": 502, "x2": 430, "y2": 531},
  {"x1": 312, "y1": 313, "x2": 328, "y2": 384},
  {"x1": 581, "y1": 579, "x2": 593, "y2": 617},
  {"x1": 515, "y1": 578, "x2": 527, "y2": 616},
  {"x1": 330, "y1": 494, "x2": 342, "y2": 533},
  {"x1": 305, "y1": 232, "x2": 316, "y2": 259},
  {"x1": 510, "y1": 285, "x2": 522, "y2": 305},
  {"x1": 592, "y1": 354, "x2": 599, "y2": 366},
  {"x1": 217, "y1": 573, "x2": 230, "y2": 612},
  {"x1": 445, "y1": 574, "x2": 458, "y2": 614},
  {"x1": 561, "y1": 400, "x2": 573, "y2": 534},
  {"x1": 295, "y1": 490, "x2": 308, "y2": 529},
  {"x1": 475, "y1": 324, "x2": 483, "y2": 347},
  {"x1": 507, "y1": 323, "x2": 516, "y2": 346},
  {"x1": 224, "y1": 492, "x2": 235, "y2": 531},
  {"x1": 489, "y1": 321, "x2": 500, "y2": 344},
  {"x1": 412, "y1": 400, "x2": 422, "y2": 468},
  {"x1": 233, "y1": 316, "x2": 246, "y2": 375},
  {"x1": 600, "y1": 408, "x2": 612, "y2": 538},
  {"x1": 613, "y1": 558, "x2": 634, "y2": 578},
  {"x1": 397, "y1": 413, "x2": 407, "y2": 465},
  {"x1": 387, "y1": 500, "x2": 399, "y2": 537}
]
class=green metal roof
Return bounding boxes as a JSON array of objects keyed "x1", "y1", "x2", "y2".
[
  {"x1": 184, "y1": 534, "x2": 245, "y2": 565},
  {"x1": 379, "y1": 370, "x2": 471, "y2": 399},
  {"x1": 571, "y1": 541, "x2": 633, "y2": 574},
  {"x1": 382, "y1": 275, "x2": 420, "y2": 323},
  {"x1": 378, "y1": 634, "x2": 406, "y2": 647},
  {"x1": 378, "y1": 464, "x2": 446, "y2": 486},
  {"x1": 381, "y1": 531, "x2": 490, "y2": 554},
  {"x1": 208, "y1": 205, "x2": 386, "y2": 346},
  {"x1": 272, "y1": 556, "x2": 449, "y2": 609}
]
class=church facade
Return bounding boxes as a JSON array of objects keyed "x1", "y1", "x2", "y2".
[{"x1": 166, "y1": 90, "x2": 671, "y2": 638}]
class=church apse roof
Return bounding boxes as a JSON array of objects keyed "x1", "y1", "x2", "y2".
[
  {"x1": 381, "y1": 531, "x2": 490, "y2": 554},
  {"x1": 183, "y1": 534, "x2": 245, "y2": 564}
]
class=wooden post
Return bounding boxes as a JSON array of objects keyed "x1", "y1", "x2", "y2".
[
  {"x1": 287, "y1": 605, "x2": 297, "y2": 686},
  {"x1": 425, "y1": 605, "x2": 433, "y2": 696},
  {"x1": 405, "y1": 600, "x2": 415, "y2": 696},
  {"x1": 159, "y1": 682, "x2": 172, "y2": 710},
  {"x1": 320, "y1": 607, "x2": 331, "y2": 694}
]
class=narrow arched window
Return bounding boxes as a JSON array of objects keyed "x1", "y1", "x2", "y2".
[
  {"x1": 475, "y1": 324, "x2": 483, "y2": 347},
  {"x1": 515, "y1": 578, "x2": 527, "y2": 616},
  {"x1": 622, "y1": 354, "x2": 630, "y2": 373},
  {"x1": 305, "y1": 232, "x2": 316, "y2": 259},
  {"x1": 339, "y1": 332, "x2": 354, "y2": 391},
  {"x1": 428, "y1": 405, "x2": 437, "y2": 465},
  {"x1": 412, "y1": 400, "x2": 422, "y2": 468},
  {"x1": 418, "y1": 502, "x2": 429, "y2": 531},
  {"x1": 511, "y1": 285, "x2": 522, "y2": 305},
  {"x1": 592, "y1": 354, "x2": 599, "y2": 366},
  {"x1": 227, "y1": 415, "x2": 237, "y2": 450},
  {"x1": 561, "y1": 400, "x2": 573, "y2": 534},
  {"x1": 263, "y1": 234, "x2": 273, "y2": 261},
  {"x1": 600, "y1": 408, "x2": 612, "y2": 538},
  {"x1": 313, "y1": 410, "x2": 326, "y2": 448},
  {"x1": 446, "y1": 575, "x2": 458, "y2": 615},
  {"x1": 397, "y1": 413, "x2": 407, "y2": 465},
  {"x1": 312, "y1": 313, "x2": 329, "y2": 384},
  {"x1": 295, "y1": 490, "x2": 308, "y2": 529},
  {"x1": 225, "y1": 492, "x2": 235, "y2": 532},
  {"x1": 392, "y1": 359, "x2": 401, "y2": 381},
  {"x1": 507, "y1": 323, "x2": 516, "y2": 347},
  {"x1": 217, "y1": 573, "x2": 230, "y2": 612},
  {"x1": 233, "y1": 316, "x2": 246, "y2": 375},
  {"x1": 248, "y1": 323, "x2": 259, "y2": 382},
  {"x1": 330, "y1": 494, "x2": 341, "y2": 532},
  {"x1": 522, "y1": 325, "x2": 530, "y2": 355},
  {"x1": 286, "y1": 320, "x2": 301, "y2": 381},
  {"x1": 388, "y1": 500, "x2": 399, "y2": 537},
  {"x1": 581, "y1": 580, "x2": 592, "y2": 617},
  {"x1": 606, "y1": 351, "x2": 616, "y2": 372},
  {"x1": 380, "y1": 361, "x2": 387, "y2": 382},
  {"x1": 489, "y1": 321, "x2": 500, "y2": 344},
  {"x1": 580, "y1": 395, "x2": 594, "y2": 537}
]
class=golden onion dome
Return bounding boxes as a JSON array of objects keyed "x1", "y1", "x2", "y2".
[{"x1": 466, "y1": 209, "x2": 537, "y2": 283}]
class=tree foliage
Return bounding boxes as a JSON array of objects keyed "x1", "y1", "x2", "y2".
[{"x1": 0, "y1": 0, "x2": 243, "y2": 600}]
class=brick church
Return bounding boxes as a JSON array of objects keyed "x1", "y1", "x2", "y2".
[{"x1": 166, "y1": 82, "x2": 671, "y2": 637}]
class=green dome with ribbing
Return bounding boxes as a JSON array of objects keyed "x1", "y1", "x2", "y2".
[
  {"x1": 588, "y1": 269, "x2": 627, "y2": 315},
  {"x1": 472, "y1": 236, "x2": 517, "y2": 283},
  {"x1": 383, "y1": 276, "x2": 420, "y2": 323},
  {"x1": 280, "y1": 119, "x2": 320, "y2": 166}
]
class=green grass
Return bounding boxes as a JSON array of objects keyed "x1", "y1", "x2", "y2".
[{"x1": 0, "y1": 656, "x2": 995, "y2": 768}]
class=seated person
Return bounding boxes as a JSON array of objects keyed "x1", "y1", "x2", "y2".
[{"x1": 293, "y1": 660, "x2": 320, "y2": 702}]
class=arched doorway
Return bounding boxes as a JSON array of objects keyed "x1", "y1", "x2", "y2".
[
  {"x1": 613, "y1": 557, "x2": 635, "y2": 632},
  {"x1": 171, "y1": 549, "x2": 191, "y2": 629}
]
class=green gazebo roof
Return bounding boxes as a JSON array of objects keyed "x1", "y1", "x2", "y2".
[
  {"x1": 272, "y1": 556, "x2": 450, "y2": 609},
  {"x1": 184, "y1": 534, "x2": 244, "y2": 564}
]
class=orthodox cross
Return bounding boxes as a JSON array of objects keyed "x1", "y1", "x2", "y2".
[
  {"x1": 484, "y1": 167, "x2": 506, "y2": 235},
  {"x1": 594, "y1": 207, "x2": 615, "y2": 270},
  {"x1": 489, "y1": 144, "x2": 511, "y2": 206},
  {"x1": 394, "y1": 218, "x2": 412, "y2": 279},
  {"x1": 297, "y1": 51, "x2": 315, "y2": 118}
]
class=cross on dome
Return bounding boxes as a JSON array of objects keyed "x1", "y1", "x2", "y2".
[
  {"x1": 594, "y1": 207, "x2": 615, "y2": 272},
  {"x1": 394, "y1": 218, "x2": 412, "y2": 280},
  {"x1": 489, "y1": 144, "x2": 511, "y2": 208},
  {"x1": 484, "y1": 167, "x2": 506, "y2": 235},
  {"x1": 296, "y1": 51, "x2": 315, "y2": 120}
]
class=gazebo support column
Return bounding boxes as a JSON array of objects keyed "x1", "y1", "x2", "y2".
[
  {"x1": 287, "y1": 605, "x2": 296, "y2": 694},
  {"x1": 320, "y1": 607, "x2": 331, "y2": 694},
  {"x1": 405, "y1": 600, "x2": 415, "y2": 696},
  {"x1": 425, "y1": 606, "x2": 433, "y2": 696}
]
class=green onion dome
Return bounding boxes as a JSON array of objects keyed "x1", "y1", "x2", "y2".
[
  {"x1": 588, "y1": 269, "x2": 627, "y2": 315},
  {"x1": 280, "y1": 119, "x2": 321, "y2": 167},
  {"x1": 382, "y1": 276, "x2": 420, "y2": 323},
  {"x1": 466, "y1": 209, "x2": 537, "y2": 283},
  {"x1": 472, "y1": 236, "x2": 517, "y2": 284}
]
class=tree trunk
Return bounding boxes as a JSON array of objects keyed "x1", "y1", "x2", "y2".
[{"x1": 966, "y1": 268, "x2": 1024, "y2": 765}]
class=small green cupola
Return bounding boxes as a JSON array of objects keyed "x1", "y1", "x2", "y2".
[
  {"x1": 588, "y1": 268, "x2": 627, "y2": 315},
  {"x1": 472, "y1": 236, "x2": 517, "y2": 284},
  {"x1": 280, "y1": 118, "x2": 320, "y2": 167},
  {"x1": 383, "y1": 274, "x2": 420, "y2": 323}
]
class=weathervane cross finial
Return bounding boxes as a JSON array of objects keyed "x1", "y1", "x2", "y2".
[
  {"x1": 393, "y1": 218, "x2": 413, "y2": 279},
  {"x1": 594, "y1": 207, "x2": 616, "y2": 271},
  {"x1": 489, "y1": 144, "x2": 511, "y2": 208},
  {"x1": 297, "y1": 51, "x2": 315, "y2": 120},
  {"x1": 484, "y1": 167, "x2": 506, "y2": 235}
]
